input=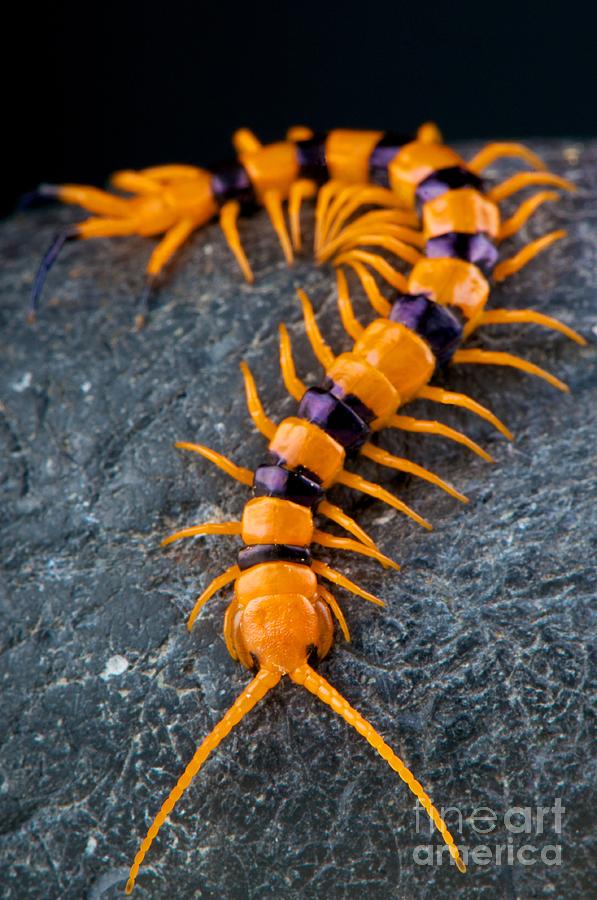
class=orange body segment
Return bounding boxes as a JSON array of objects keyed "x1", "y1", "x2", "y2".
[
  {"x1": 327, "y1": 353, "x2": 401, "y2": 427},
  {"x1": 241, "y1": 497, "x2": 314, "y2": 546},
  {"x1": 325, "y1": 130, "x2": 384, "y2": 182},
  {"x1": 269, "y1": 418, "x2": 346, "y2": 487},
  {"x1": 235, "y1": 561, "x2": 318, "y2": 607},
  {"x1": 388, "y1": 143, "x2": 463, "y2": 207},
  {"x1": 353, "y1": 320, "x2": 436, "y2": 403},
  {"x1": 240, "y1": 141, "x2": 300, "y2": 198},
  {"x1": 408, "y1": 258, "x2": 490, "y2": 321},
  {"x1": 422, "y1": 188, "x2": 500, "y2": 240}
]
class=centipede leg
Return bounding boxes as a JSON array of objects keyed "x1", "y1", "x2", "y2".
[
  {"x1": 360, "y1": 443, "x2": 468, "y2": 503},
  {"x1": 46, "y1": 183, "x2": 131, "y2": 216},
  {"x1": 467, "y1": 142, "x2": 545, "y2": 174},
  {"x1": 337, "y1": 258, "x2": 392, "y2": 317},
  {"x1": 110, "y1": 171, "x2": 163, "y2": 194},
  {"x1": 334, "y1": 250, "x2": 408, "y2": 295},
  {"x1": 278, "y1": 323, "x2": 307, "y2": 401},
  {"x1": 288, "y1": 179, "x2": 317, "y2": 251},
  {"x1": 297, "y1": 289, "x2": 336, "y2": 369},
  {"x1": 161, "y1": 521, "x2": 242, "y2": 547},
  {"x1": 232, "y1": 128, "x2": 262, "y2": 154},
  {"x1": 452, "y1": 349, "x2": 569, "y2": 392},
  {"x1": 336, "y1": 470, "x2": 432, "y2": 530},
  {"x1": 497, "y1": 191, "x2": 559, "y2": 242},
  {"x1": 239, "y1": 362, "x2": 277, "y2": 439},
  {"x1": 317, "y1": 500, "x2": 378, "y2": 550},
  {"x1": 187, "y1": 564, "x2": 240, "y2": 630},
  {"x1": 389, "y1": 415, "x2": 494, "y2": 462},
  {"x1": 313, "y1": 529, "x2": 399, "y2": 570},
  {"x1": 311, "y1": 560, "x2": 384, "y2": 607},
  {"x1": 336, "y1": 269, "x2": 364, "y2": 340},
  {"x1": 493, "y1": 230, "x2": 567, "y2": 281},
  {"x1": 473, "y1": 309, "x2": 586, "y2": 346},
  {"x1": 174, "y1": 441, "x2": 254, "y2": 485},
  {"x1": 136, "y1": 217, "x2": 197, "y2": 328},
  {"x1": 317, "y1": 586, "x2": 351, "y2": 642},
  {"x1": 414, "y1": 385, "x2": 513, "y2": 440},
  {"x1": 489, "y1": 171, "x2": 576, "y2": 203},
  {"x1": 219, "y1": 200, "x2": 254, "y2": 282},
  {"x1": 263, "y1": 189, "x2": 294, "y2": 265}
]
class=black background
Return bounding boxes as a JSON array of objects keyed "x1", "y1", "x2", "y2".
[{"x1": 4, "y1": 0, "x2": 596, "y2": 217}]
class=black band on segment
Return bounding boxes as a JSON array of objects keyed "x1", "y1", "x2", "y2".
[
  {"x1": 210, "y1": 162, "x2": 256, "y2": 206},
  {"x1": 253, "y1": 464, "x2": 324, "y2": 507},
  {"x1": 295, "y1": 133, "x2": 329, "y2": 182},
  {"x1": 416, "y1": 166, "x2": 485, "y2": 205},
  {"x1": 238, "y1": 544, "x2": 312, "y2": 571},
  {"x1": 297, "y1": 387, "x2": 370, "y2": 452},
  {"x1": 389, "y1": 293, "x2": 463, "y2": 366},
  {"x1": 369, "y1": 132, "x2": 413, "y2": 187},
  {"x1": 425, "y1": 232, "x2": 499, "y2": 274},
  {"x1": 323, "y1": 379, "x2": 377, "y2": 425}
]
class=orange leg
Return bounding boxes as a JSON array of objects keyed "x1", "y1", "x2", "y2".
[
  {"x1": 125, "y1": 668, "x2": 281, "y2": 895},
  {"x1": 337, "y1": 258, "x2": 392, "y2": 317},
  {"x1": 452, "y1": 349, "x2": 568, "y2": 392},
  {"x1": 219, "y1": 200, "x2": 254, "y2": 282},
  {"x1": 415, "y1": 385, "x2": 513, "y2": 440},
  {"x1": 278, "y1": 323, "x2": 307, "y2": 402},
  {"x1": 324, "y1": 191, "x2": 418, "y2": 250},
  {"x1": 317, "y1": 182, "x2": 415, "y2": 252},
  {"x1": 317, "y1": 586, "x2": 351, "y2": 642},
  {"x1": 136, "y1": 217, "x2": 198, "y2": 328},
  {"x1": 161, "y1": 521, "x2": 242, "y2": 547},
  {"x1": 337, "y1": 470, "x2": 432, "y2": 530},
  {"x1": 389, "y1": 415, "x2": 494, "y2": 463},
  {"x1": 317, "y1": 499, "x2": 378, "y2": 550},
  {"x1": 313, "y1": 529, "x2": 399, "y2": 570},
  {"x1": 288, "y1": 179, "x2": 317, "y2": 250},
  {"x1": 239, "y1": 361, "x2": 277, "y2": 439},
  {"x1": 489, "y1": 171, "x2": 576, "y2": 204},
  {"x1": 467, "y1": 142, "x2": 545, "y2": 174},
  {"x1": 55, "y1": 184, "x2": 131, "y2": 216},
  {"x1": 286, "y1": 125, "x2": 314, "y2": 141},
  {"x1": 297, "y1": 289, "x2": 336, "y2": 370},
  {"x1": 175, "y1": 441, "x2": 254, "y2": 485},
  {"x1": 474, "y1": 309, "x2": 586, "y2": 346},
  {"x1": 110, "y1": 171, "x2": 163, "y2": 195},
  {"x1": 232, "y1": 128, "x2": 262, "y2": 154},
  {"x1": 497, "y1": 191, "x2": 559, "y2": 242},
  {"x1": 140, "y1": 164, "x2": 206, "y2": 182},
  {"x1": 331, "y1": 234, "x2": 421, "y2": 267},
  {"x1": 311, "y1": 560, "x2": 384, "y2": 607},
  {"x1": 187, "y1": 564, "x2": 240, "y2": 630},
  {"x1": 334, "y1": 250, "x2": 409, "y2": 295},
  {"x1": 493, "y1": 230, "x2": 566, "y2": 282},
  {"x1": 360, "y1": 443, "x2": 468, "y2": 503},
  {"x1": 336, "y1": 269, "x2": 364, "y2": 340},
  {"x1": 290, "y1": 665, "x2": 466, "y2": 874},
  {"x1": 315, "y1": 179, "x2": 347, "y2": 253},
  {"x1": 263, "y1": 189, "x2": 294, "y2": 265},
  {"x1": 319, "y1": 222, "x2": 424, "y2": 264}
]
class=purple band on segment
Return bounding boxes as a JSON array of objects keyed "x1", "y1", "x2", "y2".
[
  {"x1": 238, "y1": 543, "x2": 312, "y2": 571},
  {"x1": 210, "y1": 162, "x2": 255, "y2": 206},
  {"x1": 389, "y1": 293, "x2": 463, "y2": 365},
  {"x1": 295, "y1": 133, "x2": 328, "y2": 182},
  {"x1": 425, "y1": 231, "x2": 499, "y2": 274},
  {"x1": 253, "y1": 464, "x2": 324, "y2": 507},
  {"x1": 415, "y1": 166, "x2": 485, "y2": 205},
  {"x1": 297, "y1": 387, "x2": 370, "y2": 452},
  {"x1": 369, "y1": 132, "x2": 413, "y2": 187},
  {"x1": 323, "y1": 379, "x2": 376, "y2": 425}
]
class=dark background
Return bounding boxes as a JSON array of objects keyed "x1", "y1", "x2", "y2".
[{"x1": 4, "y1": 0, "x2": 597, "y2": 217}]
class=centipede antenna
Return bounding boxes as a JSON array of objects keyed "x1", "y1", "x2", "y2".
[
  {"x1": 28, "y1": 225, "x2": 79, "y2": 322},
  {"x1": 125, "y1": 668, "x2": 281, "y2": 894},
  {"x1": 18, "y1": 183, "x2": 61, "y2": 210},
  {"x1": 290, "y1": 665, "x2": 466, "y2": 874}
]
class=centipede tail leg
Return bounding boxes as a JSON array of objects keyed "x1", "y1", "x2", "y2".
[
  {"x1": 125, "y1": 669, "x2": 281, "y2": 895},
  {"x1": 493, "y1": 230, "x2": 567, "y2": 281},
  {"x1": 290, "y1": 665, "x2": 466, "y2": 874},
  {"x1": 28, "y1": 225, "x2": 80, "y2": 322}
]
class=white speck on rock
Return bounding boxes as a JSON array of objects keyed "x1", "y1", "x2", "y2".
[
  {"x1": 12, "y1": 372, "x2": 32, "y2": 392},
  {"x1": 81, "y1": 381, "x2": 92, "y2": 393},
  {"x1": 85, "y1": 836, "x2": 98, "y2": 856},
  {"x1": 101, "y1": 655, "x2": 129, "y2": 679}
]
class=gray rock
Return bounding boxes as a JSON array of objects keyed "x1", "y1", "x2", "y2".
[{"x1": 0, "y1": 140, "x2": 595, "y2": 900}]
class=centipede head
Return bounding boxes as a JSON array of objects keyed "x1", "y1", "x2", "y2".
[{"x1": 226, "y1": 591, "x2": 334, "y2": 675}]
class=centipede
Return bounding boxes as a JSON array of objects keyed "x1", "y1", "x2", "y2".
[{"x1": 25, "y1": 126, "x2": 586, "y2": 890}]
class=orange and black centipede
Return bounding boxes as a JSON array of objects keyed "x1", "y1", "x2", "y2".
[
  {"x1": 28, "y1": 126, "x2": 586, "y2": 889},
  {"x1": 122, "y1": 136, "x2": 585, "y2": 890}
]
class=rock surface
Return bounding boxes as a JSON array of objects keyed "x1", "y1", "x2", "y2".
[{"x1": 0, "y1": 140, "x2": 595, "y2": 900}]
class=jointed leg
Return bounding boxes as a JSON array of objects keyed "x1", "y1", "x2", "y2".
[
  {"x1": 317, "y1": 586, "x2": 351, "y2": 642},
  {"x1": 288, "y1": 179, "x2": 317, "y2": 250},
  {"x1": 239, "y1": 362, "x2": 277, "y2": 439},
  {"x1": 49, "y1": 184, "x2": 131, "y2": 216},
  {"x1": 319, "y1": 222, "x2": 423, "y2": 264},
  {"x1": 140, "y1": 164, "x2": 206, "y2": 183},
  {"x1": 263, "y1": 189, "x2": 294, "y2": 265},
  {"x1": 188, "y1": 564, "x2": 240, "y2": 630},
  {"x1": 414, "y1": 385, "x2": 513, "y2": 440},
  {"x1": 497, "y1": 191, "x2": 559, "y2": 242},
  {"x1": 232, "y1": 128, "x2": 262, "y2": 154},
  {"x1": 278, "y1": 323, "x2": 307, "y2": 401},
  {"x1": 468, "y1": 142, "x2": 545, "y2": 174},
  {"x1": 452, "y1": 349, "x2": 568, "y2": 392},
  {"x1": 317, "y1": 499, "x2": 378, "y2": 549},
  {"x1": 334, "y1": 250, "x2": 409, "y2": 295},
  {"x1": 489, "y1": 171, "x2": 575, "y2": 204},
  {"x1": 336, "y1": 269, "x2": 364, "y2": 340},
  {"x1": 297, "y1": 289, "x2": 336, "y2": 369},
  {"x1": 474, "y1": 309, "x2": 586, "y2": 346},
  {"x1": 313, "y1": 529, "x2": 399, "y2": 570},
  {"x1": 161, "y1": 521, "x2": 242, "y2": 547},
  {"x1": 220, "y1": 200, "x2": 254, "y2": 282},
  {"x1": 28, "y1": 226, "x2": 79, "y2": 321},
  {"x1": 311, "y1": 560, "x2": 384, "y2": 607},
  {"x1": 136, "y1": 217, "x2": 198, "y2": 328},
  {"x1": 337, "y1": 470, "x2": 432, "y2": 530},
  {"x1": 175, "y1": 441, "x2": 254, "y2": 485},
  {"x1": 360, "y1": 443, "x2": 468, "y2": 503},
  {"x1": 336, "y1": 258, "x2": 393, "y2": 317},
  {"x1": 389, "y1": 416, "x2": 494, "y2": 463},
  {"x1": 110, "y1": 171, "x2": 163, "y2": 195},
  {"x1": 493, "y1": 230, "x2": 567, "y2": 282}
]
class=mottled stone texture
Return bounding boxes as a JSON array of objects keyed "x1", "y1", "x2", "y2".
[{"x1": 0, "y1": 141, "x2": 595, "y2": 900}]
